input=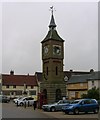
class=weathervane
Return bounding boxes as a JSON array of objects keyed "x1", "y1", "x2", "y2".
[{"x1": 50, "y1": 6, "x2": 56, "y2": 15}]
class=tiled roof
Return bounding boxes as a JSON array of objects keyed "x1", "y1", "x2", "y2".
[
  {"x1": 67, "y1": 74, "x2": 91, "y2": 84},
  {"x1": 64, "y1": 71, "x2": 90, "y2": 80},
  {"x1": 35, "y1": 72, "x2": 43, "y2": 82},
  {"x1": 35, "y1": 71, "x2": 92, "y2": 82},
  {"x1": 42, "y1": 29, "x2": 64, "y2": 43},
  {"x1": 67, "y1": 71, "x2": 100, "y2": 84},
  {"x1": 87, "y1": 71, "x2": 100, "y2": 81},
  {"x1": 2, "y1": 74, "x2": 38, "y2": 86}
]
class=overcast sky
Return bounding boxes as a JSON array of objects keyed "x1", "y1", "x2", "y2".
[{"x1": 0, "y1": 1, "x2": 98, "y2": 75}]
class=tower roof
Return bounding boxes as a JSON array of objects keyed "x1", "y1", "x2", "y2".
[
  {"x1": 42, "y1": 29, "x2": 64, "y2": 42},
  {"x1": 49, "y1": 14, "x2": 56, "y2": 28},
  {"x1": 41, "y1": 7, "x2": 64, "y2": 43}
]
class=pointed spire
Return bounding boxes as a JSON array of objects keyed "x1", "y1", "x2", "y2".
[
  {"x1": 41, "y1": 6, "x2": 64, "y2": 43},
  {"x1": 49, "y1": 6, "x2": 56, "y2": 28}
]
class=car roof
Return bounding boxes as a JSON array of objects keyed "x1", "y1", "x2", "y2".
[{"x1": 74, "y1": 99, "x2": 97, "y2": 101}]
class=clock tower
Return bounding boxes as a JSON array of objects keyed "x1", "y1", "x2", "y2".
[{"x1": 40, "y1": 7, "x2": 66, "y2": 103}]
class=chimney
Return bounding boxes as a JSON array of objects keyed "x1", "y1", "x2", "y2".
[
  {"x1": 70, "y1": 69, "x2": 73, "y2": 72},
  {"x1": 90, "y1": 69, "x2": 94, "y2": 73},
  {"x1": 10, "y1": 70, "x2": 14, "y2": 75}
]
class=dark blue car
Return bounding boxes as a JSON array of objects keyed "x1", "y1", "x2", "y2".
[{"x1": 62, "y1": 99, "x2": 99, "y2": 114}]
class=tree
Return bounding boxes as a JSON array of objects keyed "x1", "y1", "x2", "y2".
[{"x1": 81, "y1": 87, "x2": 100, "y2": 100}]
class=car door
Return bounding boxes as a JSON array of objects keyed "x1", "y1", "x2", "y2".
[
  {"x1": 28, "y1": 97, "x2": 34, "y2": 105},
  {"x1": 80, "y1": 100, "x2": 91, "y2": 112},
  {"x1": 89, "y1": 99, "x2": 97, "y2": 112},
  {"x1": 23, "y1": 98, "x2": 28, "y2": 105},
  {"x1": 57, "y1": 100, "x2": 68, "y2": 110},
  {"x1": 56, "y1": 100, "x2": 65, "y2": 110}
]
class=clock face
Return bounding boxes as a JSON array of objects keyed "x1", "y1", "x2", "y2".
[
  {"x1": 44, "y1": 46, "x2": 49, "y2": 54},
  {"x1": 53, "y1": 45, "x2": 61, "y2": 55}
]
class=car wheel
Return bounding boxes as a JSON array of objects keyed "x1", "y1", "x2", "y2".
[
  {"x1": 85, "y1": 111, "x2": 88, "y2": 114},
  {"x1": 74, "y1": 108, "x2": 79, "y2": 114},
  {"x1": 20, "y1": 102, "x2": 24, "y2": 106},
  {"x1": 50, "y1": 107, "x2": 56, "y2": 112},
  {"x1": 65, "y1": 111, "x2": 69, "y2": 114},
  {"x1": 93, "y1": 108, "x2": 99, "y2": 114}
]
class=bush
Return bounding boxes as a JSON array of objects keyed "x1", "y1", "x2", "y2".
[{"x1": 81, "y1": 87, "x2": 100, "y2": 100}]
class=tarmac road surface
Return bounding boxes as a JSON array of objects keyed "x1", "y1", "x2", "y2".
[
  {"x1": 2, "y1": 102, "x2": 51, "y2": 118},
  {"x1": 1, "y1": 102, "x2": 100, "y2": 120}
]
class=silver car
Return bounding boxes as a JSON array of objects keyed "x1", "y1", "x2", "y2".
[
  {"x1": 13, "y1": 97, "x2": 23, "y2": 104},
  {"x1": 17, "y1": 97, "x2": 35, "y2": 106},
  {"x1": 42, "y1": 100, "x2": 70, "y2": 112}
]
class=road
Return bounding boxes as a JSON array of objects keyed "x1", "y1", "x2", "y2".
[
  {"x1": 2, "y1": 102, "x2": 51, "y2": 118},
  {"x1": 1, "y1": 102, "x2": 100, "y2": 120}
]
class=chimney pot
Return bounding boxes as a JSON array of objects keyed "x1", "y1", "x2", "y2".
[{"x1": 10, "y1": 70, "x2": 14, "y2": 75}]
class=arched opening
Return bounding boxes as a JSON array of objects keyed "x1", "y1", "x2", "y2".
[
  {"x1": 43, "y1": 89, "x2": 47, "y2": 99},
  {"x1": 46, "y1": 67, "x2": 48, "y2": 75},
  {"x1": 56, "y1": 66, "x2": 58, "y2": 75},
  {"x1": 42, "y1": 89, "x2": 47, "y2": 104},
  {"x1": 56, "y1": 89, "x2": 62, "y2": 102}
]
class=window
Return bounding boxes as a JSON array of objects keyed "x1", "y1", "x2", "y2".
[
  {"x1": 92, "y1": 81, "x2": 94, "y2": 86},
  {"x1": 29, "y1": 90, "x2": 36, "y2": 95},
  {"x1": 25, "y1": 97, "x2": 34, "y2": 101},
  {"x1": 13, "y1": 85, "x2": 16, "y2": 88},
  {"x1": 11, "y1": 92, "x2": 14, "y2": 95},
  {"x1": 43, "y1": 89, "x2": 47, "y2": 99},
  {"x1": 91, "y1": 99, "x2": 97, "y2": 104},
  {"x1": 58, "y1": 100, "x2": 63, "y2": 104},
  {"x1": 31, "y1": 86, "x2": 34, "y2": 89},
  {"x1": 6, "y1": 85, "x2": 9, "y2": 88},
  {"x1": 56, "y1": 66, "x2": 58, "y2": 75},
  {"x1": 46, "y1": 67, "x2": 48, "y2": 75},
  {"x1": 16, "y1": 91, "x2": 22, "y2": 95},
  {"x1": 56, "y1": 89, "x2": 61, "y2": 102},
  {"x1": 84, "y1": 100, "x2": 91, "y2": 104}
]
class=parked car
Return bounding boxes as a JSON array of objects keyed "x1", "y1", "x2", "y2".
[
  {"x1": 17, "y1": 97, "x2": 35, "y2": 106},
  {"x1": 62, "y1": 99, "x2": 99, "y2": 114},
  {"x1": 42, "y1": 100, "x2": 70, "y2": 112},
  {"x1": 0, "y1": 95, "x2": 10, "y2": 103},
  {"x1": 13, "y1": 97, "x2": 23, "y2": 104}
]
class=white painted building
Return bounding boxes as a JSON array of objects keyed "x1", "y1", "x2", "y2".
[{"x1": 87, "y1": 71, "x2": 100, "y2": 90}]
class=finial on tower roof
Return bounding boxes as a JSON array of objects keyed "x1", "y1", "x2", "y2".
[
  {"x1": 50, "y1": 6, "x2": 54, "y2": 15},
  {"x1": 49, "y1": 6, "x2": 56, "y2": 28}
]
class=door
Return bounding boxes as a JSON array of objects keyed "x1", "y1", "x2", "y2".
[
  {"x1": 75, "y1": 92, "x2": 79, "y2": 99},
  {"x1": 56, "y1": 89, "x2": 62, "y2": 102}
]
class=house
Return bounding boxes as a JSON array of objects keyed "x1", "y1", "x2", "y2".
[
  {"x1": 2, "y1": 71, "x2": 38, "y2": 100},
  {"x1": 67, "y1": 70, "x2": 99, "y2": 100},
  {"x1": 0, "y1": 74, "x2": 1, "y2": 95},
  {"x1": 35, "y1": 72, "x2": 43, "y2": 94},
  {"x1": 64, "y1": 70, "x2": 91, "y2": 98},
  {"x1": 67, "y1": 74, "x2": 91, "y2": 99},
  {"x1": 87, "y1": 71, "x2": 100, "y2": 90}
]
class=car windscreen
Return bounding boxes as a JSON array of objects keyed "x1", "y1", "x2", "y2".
[{"x1": 71, "y1": 100, "x2": 80, "y2": 104}]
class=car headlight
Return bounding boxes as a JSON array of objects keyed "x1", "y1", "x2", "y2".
[{"x1": 43, "y1": 105, "x2": 49, "y2": 108}]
